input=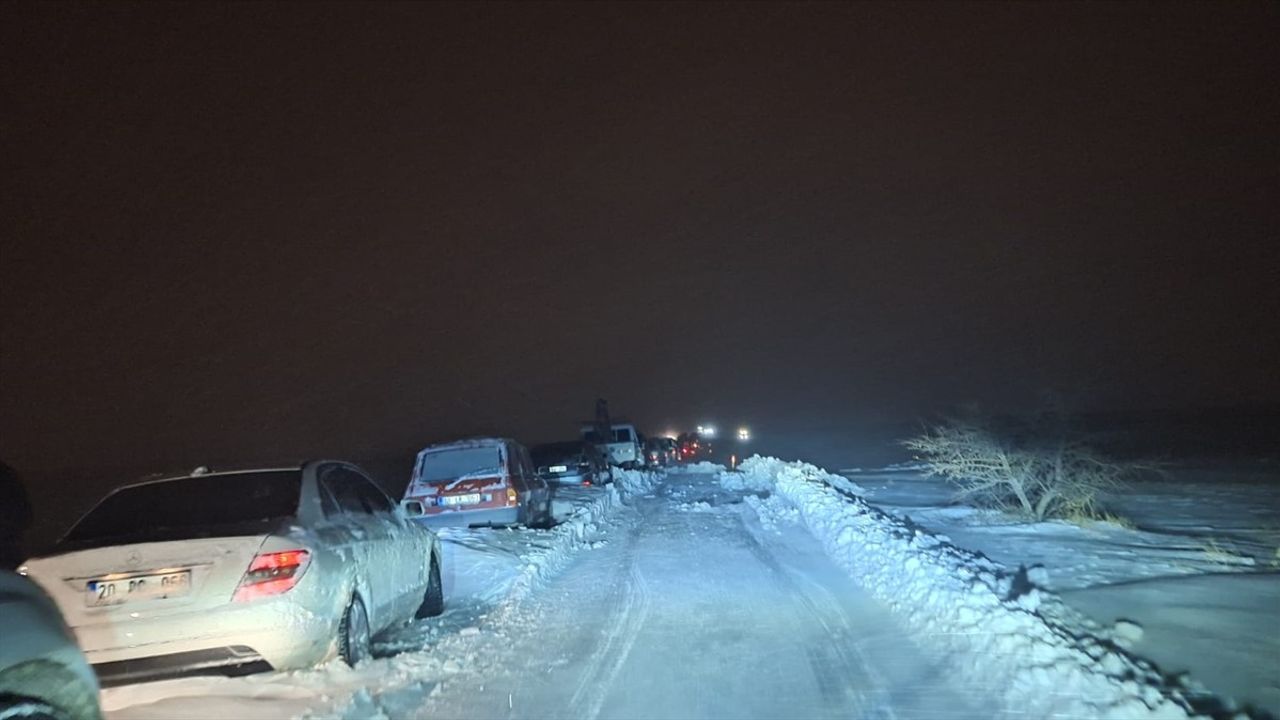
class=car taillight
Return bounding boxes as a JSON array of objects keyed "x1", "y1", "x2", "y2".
[
  {"x1": 234, "y1": 549, "x2": 311, "y2": 602},
  {"x1": 506, "y1": 487, "x2": 518, "y2": 505}
]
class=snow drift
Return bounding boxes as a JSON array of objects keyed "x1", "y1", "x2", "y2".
[
  {"x1": 724, "y1": 456, "x2": 1222, "y2": 720},
  {"x1": 666, "y1": 461, "x2": 727, "y2": 474}
]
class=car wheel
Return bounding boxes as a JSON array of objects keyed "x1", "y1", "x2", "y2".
[
  {"x1": 415, "y1": 556, "x2": 444, "y2": 618},
  {"x1": 0, "y1": 696, "x2": 70, "y2": 720},
  {"x1": 338, "y1": 594, "x2": 371, "y2": 666}
]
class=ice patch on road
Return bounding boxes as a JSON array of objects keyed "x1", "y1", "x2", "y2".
[{"x1": 725, "y1": 456, "x2": 1233, "y2": 720}]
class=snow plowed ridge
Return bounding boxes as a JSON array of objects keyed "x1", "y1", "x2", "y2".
[
  {"x1": 726, "y1": 456, "x2": 1220, "y2": 720},
  {"x1": 489, "y1": 468, "x2": 658, "y2": 622}
]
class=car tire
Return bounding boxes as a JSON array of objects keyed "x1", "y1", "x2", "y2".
[
  {"x1": 0, "y1": 696, "x2": 70, "y2": 720},
  {"x1": 415, "y1": 556, "x2": 444, "y2": 618},
  {"x1": 338, "y1": 594, "x2": 371, "y2": 667}
]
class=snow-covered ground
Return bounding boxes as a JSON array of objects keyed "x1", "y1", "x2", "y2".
[
  {"x1": 98, "y1": 475, "x2": 654, "y2": 719},
  {"x1": 847, "y1": 461, "x2": 1280, "y2": 718},
  {"x1": 93, "y1": 461, "x2": 1275, "y2": 719},
  {"x1": 98, "y1": 469, "x2": 1003, "y2": 719}
]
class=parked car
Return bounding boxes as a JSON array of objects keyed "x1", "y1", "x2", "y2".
[
  {"x1": 401, "y1": 438, "x2": 552, "y2": 528},
  {"x1": 662, "y1": 437, "x2": 679, "y2": 463},
  {"x1": 677, "y1": 432, "x2": 709, "y2": 461},
  {"x1": 645, "y1": 437, "x2": 678, "y2": 467},
  {"x1": 21, "y1": 463, "x2": 443, "y2": 687},
  {"x1": 580, "y1": 423, "x2": 643, "y2": 469},
  {"x1": 0, "y1": 570, "x2": 101, "y2": 720},
  {"x1": 531, "y1": 441, "x2": 610, "y2": 485}
]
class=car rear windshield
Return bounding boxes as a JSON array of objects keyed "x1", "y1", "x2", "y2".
[
  {"x1": 418, "y1": 447, "x2": 502, "y2": 483},
  {"x1": 61, "y1": 471, "x2": 302, "y2": 547}
]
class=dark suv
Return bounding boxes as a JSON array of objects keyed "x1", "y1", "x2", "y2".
[{"x1": 531, "y1": 441, "x2": 611, "y2": 486}]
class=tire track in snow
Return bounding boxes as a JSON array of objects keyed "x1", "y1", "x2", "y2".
[
  {"x1": 564, "y1": 524, "x2": 651, "y2": 720},
  {"x1": 735, "y1": 514, "x2": 892, "y2": 720},
  {"x1": 785, "y1": 568, "x2": 899, "y2": 720}
]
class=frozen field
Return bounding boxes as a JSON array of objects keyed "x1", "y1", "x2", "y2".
[{"x1": 848, "y1": 460, "x2": 1280, "y2": 717}]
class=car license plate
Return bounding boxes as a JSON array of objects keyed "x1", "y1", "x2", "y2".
[
  {"x1": 86, "y1": 570, "x2": 191, "y2": 607},
  {"x1": 549, "y1": 465, "x2": 568, "y2": 473},
  {"x1": 440, "y1": 493, "x2": 481, "y2": 506}
]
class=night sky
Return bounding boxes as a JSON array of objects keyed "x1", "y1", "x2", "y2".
[{"x1": 3, "y1": 3, "x2": 1278, "y2": 495}]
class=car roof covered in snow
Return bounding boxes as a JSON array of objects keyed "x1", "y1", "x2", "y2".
[
  {"x1": 415, "y1": 438, "x2": 515, "y2": 456},
  {"x1": 118, "y1": 465, "x2": 305, "y2": 490}
]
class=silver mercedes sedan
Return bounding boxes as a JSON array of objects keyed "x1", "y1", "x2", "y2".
[{"x1": 20, "y1": 461, "x2": 442, "y2": 686}]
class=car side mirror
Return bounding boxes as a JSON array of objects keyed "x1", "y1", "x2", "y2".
[{"x1": 400, "y1": 499, "x2": 426, "y2": 517}]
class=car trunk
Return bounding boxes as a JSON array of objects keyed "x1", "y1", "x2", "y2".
[
  {"x1": 24, "y1": 534, "x2": 270, "y2": 634},
  {"x1": 409, "y1": 475, "x2": 512, "y2": 513}
]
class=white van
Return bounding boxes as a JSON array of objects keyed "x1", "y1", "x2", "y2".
[{"x1": 581, "y1": 423, "x2": 643, "y2": 469}]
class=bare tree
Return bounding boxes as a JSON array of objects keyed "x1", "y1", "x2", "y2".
[{"x1": 903, "y1": 417, "x2": 1137, "y2": 521}]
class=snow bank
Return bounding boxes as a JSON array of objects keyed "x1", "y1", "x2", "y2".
[
  {"x1": 666, "y1": 461, "x2": 727, "y2": 474},
  {"x1": 726, "y1": 456, "x2": 1214, "y2": 720},
  {"x1": 724, "y1": 456, "x2": 867, "y2": 497},
  {"x1": 610, "y1": 467, "x2": 659, "y2": 496},
  {"x1": 493, "y1": 468, "x2": 657, "y2": 616}
]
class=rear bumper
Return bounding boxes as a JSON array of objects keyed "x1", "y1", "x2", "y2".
[
  {"x1": 412, "y1": 506, "x2": 521, "y2": 528},
  {"x1": 94, "y1": 645, "x2": 271, "y2": 687},
  {"x1": 76, "y1": 597, "x2": 338, "y2": 681}
]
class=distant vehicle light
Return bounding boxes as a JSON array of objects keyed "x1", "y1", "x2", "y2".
[{"x1": 737, "y1": 427, "x2": 751, "y2": 442}]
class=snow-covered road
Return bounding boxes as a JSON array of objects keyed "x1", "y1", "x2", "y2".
[
  {"x1": 418, "y1": 472, "x2": 991, "y2": 720},
  {"x1": 102, "y1": 471, "x2": 995, "y2": 719}
]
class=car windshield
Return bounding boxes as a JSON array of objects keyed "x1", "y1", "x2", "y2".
[
  {"x1": 61, "y1": 471, "x2": 302, "y2": 547},
  {"x1": 532, "y1": 443, "x2": 585, "y2": 465},
  {"x1": 418, "y1": 447, "x2": 502, "y2": 483}
]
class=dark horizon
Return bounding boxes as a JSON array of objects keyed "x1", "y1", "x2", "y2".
[{"x1": 3, "y1": 2, "x2": 1278, "y2": 523}]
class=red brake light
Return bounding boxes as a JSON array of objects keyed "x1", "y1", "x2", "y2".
[{"x1": 234, "y1": 549, "x2": 311, "y2": 602}]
